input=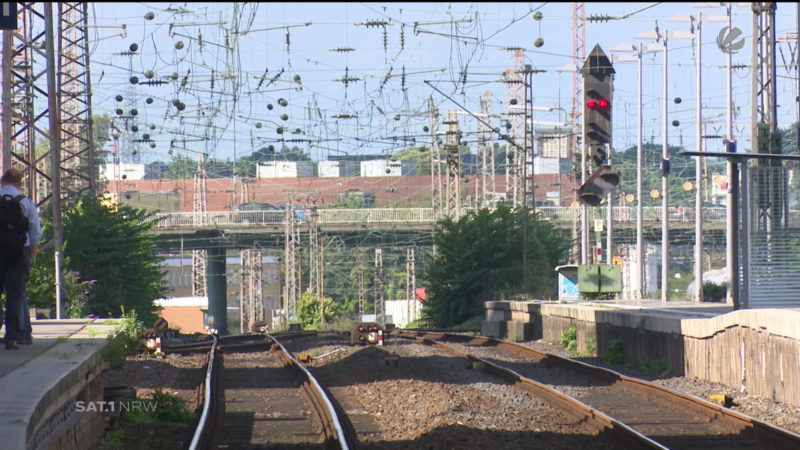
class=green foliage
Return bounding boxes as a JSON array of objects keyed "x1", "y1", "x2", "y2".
[
  {"x1": 703, "y1": 281, "x2": 727, "y2": 302},
  {"x1": 639, "y1": 358, "x2": 670, "y2": 376},
  {"x1": 391, "y1": 146, "x2": 431, "y2": 175},
  {"x1": 60, "y1": 195, "x2": 168, "y2": 323},
  {"x1": 147, "y1": 389, "x2": 195, "y2": 422},
  {"x1": 104, "y1": 308, "x2": 145, "y2": 368},
  {"x1": 421, "y1": 203, "x2": 570, "y2": 328},
  {"x1": 559, "y1": 323, "x2": 577, "y2": 354},
  {"x1": 580, "y1": 291, "x2": 615, "y2": 300},
  {"x1": 404, "y1": 318, "x2": 428, "y2": 329},
  {"x1": 584, "y1": 332, "x2": 596, "y2": 356},
  {"x1": 297, "y1": 291, "x2": 343, "y2": 330},
  {"x1": 601, "y1": 339, "x2": 625, "y2": 365},
  {"x1": 452, "y1": 315, "x2": 482, "y2": 331}
]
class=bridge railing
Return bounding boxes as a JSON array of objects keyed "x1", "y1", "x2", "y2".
[{"x1": 153, "y1": 206, "x2": 800, "y2": 229}]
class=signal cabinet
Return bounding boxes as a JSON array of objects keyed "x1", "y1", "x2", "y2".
[{"x1": 578, "y1": 264, "x2": 621, "y2": 294}]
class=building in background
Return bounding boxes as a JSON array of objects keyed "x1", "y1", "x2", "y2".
[
  {"x1": 257, "y1": 161, "x2": 315, "y2": 178},
  {"x1": 99, "y1": 162, "x2": 146, "y2": 181},
  {"x1": 158, "y1": 254, "x2": 281, "y2": 333}
]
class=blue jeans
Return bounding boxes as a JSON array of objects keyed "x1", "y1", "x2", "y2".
[{"x1": 1, "y1": 254, "x2": 29, "y2": 342}]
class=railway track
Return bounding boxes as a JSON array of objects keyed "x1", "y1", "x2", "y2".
[
  {"x1": 184, "y1": 333, "x2": 355, "y2": 450},
  {"x1": 397, "y1": 330, "x2": 800, "y2": 450}
]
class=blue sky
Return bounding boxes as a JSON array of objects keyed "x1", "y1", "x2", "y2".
[{"x1": 88, "y1": 2, "x2": 800, "y2": 164}]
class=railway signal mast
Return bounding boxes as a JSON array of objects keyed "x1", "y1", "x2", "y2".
[{"x1": 578, "y1": 45, "x2": 618, "y2": 262}]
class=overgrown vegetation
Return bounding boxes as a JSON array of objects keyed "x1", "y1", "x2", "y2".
[
  {"x1": 422, "y1": 204, "x2": 570, "y2": 328},
  {"x1": 104, "y1": 308, "x2": 145, "y2": 368},
  {"x1": 639, "y1": 358, "x2": 670, "y2": 376},
  {"x1": 28, "y1": 195, "x2": 168, "y2": 325},
  {"x1": 102, "y1": 390, "x2": 194, "y2": 450},
  {"x1": 297, "y1": 291, "x2": 345, "y2": 330},
  {"x1": 559, "y1": 323, "x2": 577, "y2": 354},
  {"x1": 584, "y1": 332, "x2": 596, "y2": 356},
  {"x1": 702, "y1": 282, "x2": 727, "y2": 302},
  {"x1": 601, "y1": 339, "x2": 625, "y2": 365}
]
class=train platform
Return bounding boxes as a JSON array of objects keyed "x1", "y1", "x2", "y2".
[
  {"x1": 482, "y1": 298, "x2": 800, "y2": 406},
  {"x1": 0, "y1": 318, "x2": 123, "y2": 450}
]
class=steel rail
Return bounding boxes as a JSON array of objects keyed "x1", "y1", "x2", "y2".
[
  {"x1": 268, "y1": 335, "x2": 354, "y2": 450},
  {"x1": 400, "y1": 330, "x2": 800, "y2": 449},
  {"x1": 188, "y1": 333, "x2": 218, "y2": 450},
  {"x1": 402, "y1": 333, "x2": 664, "y2": 449}
]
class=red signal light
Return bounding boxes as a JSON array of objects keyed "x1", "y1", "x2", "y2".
[
  {"x1": 586, "y1": 100, "x2": 596, "y2": 108},
  {"x1": 598, "y1": 98, "x2": 608, "y2": 108},
  {"x1": 371, "y1": 325, "x2": 377, "y2": 331},
  {"x1": 357, "y1": 325, "x2": 363, "y2": 332}
]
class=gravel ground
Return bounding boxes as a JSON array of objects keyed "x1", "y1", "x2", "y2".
[
  {"x1": 100, "y1": 332, "x2": 800, "y2": 448},
  {"x1": 514, "y1": 338, "x2": 800, "y2": 435},
  {"x1": 288, "y1": 334, "x2": 626, "y2": 449}
]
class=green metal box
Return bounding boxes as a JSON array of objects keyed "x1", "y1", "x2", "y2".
[
  {"x1": 598, "y1": 264, "x2": 621, "y2": 293},
  {"x1": 577, "y1": 264, "x2": 621, "y2": 294},
  {"x1": 578, "y1": 264, "x2": 600, "y2": 293}
]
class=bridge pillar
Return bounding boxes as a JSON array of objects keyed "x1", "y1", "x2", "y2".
[{"x1": 206, "y1": 244, "x2": 229, "y2": 335}]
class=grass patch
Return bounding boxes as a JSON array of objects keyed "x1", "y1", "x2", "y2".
[
  {"x1": 639, "y1": 358, "x2": 670, "y2": 376},
  {"x1": 102, "y1": 390, "x2": 193, "y2": 450},
  {"x1": 452, "y1": 315, "x2": 481, "y2": 331},
  {"x1": 559, "y1": 323, "x2": 577, "y2": 354},
  {"x1": 583, "y1": 332, "x2": 596, "y2": 356}
]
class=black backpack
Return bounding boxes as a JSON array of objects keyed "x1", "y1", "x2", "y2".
[{"x1": 0, "y1": 194, "x2": 28, "y2": 260}]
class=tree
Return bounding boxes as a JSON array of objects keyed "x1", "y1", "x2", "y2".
[
  {"x1": 392, "y1": 146, "x2": 431, "y2": 175},
  {"x1": 58, "y1": 195, "x2": 168, "y2": 323},
  {"x1": 422, "y1": 203, "x2": 570, "y2": 328},
  {"x1": 297, "y1": 291, "x2": 344, "y2": 329}
]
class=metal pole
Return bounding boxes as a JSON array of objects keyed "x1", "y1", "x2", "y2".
[
  {"x1": 46, "y1": 4, "x2": 64, "y2": 315},
  {"x1": 725, "y1": 4, "x2": 737, "y2": 307},
  {"x1": 1, "y1": 30, "x2": 11, "y2": 171},
  {"x1": 694, "y1": 14, "x2": 704, "y2": 302},
  {"x1": 581, "y1": 79, "x2": 588, "y2": 265},
  {"x1": 55, "y1": 251, "x2": 62, "y2": 319},
  {"x1": 636, "y1": 43, "x2": 644, "y2": 298},
  {"x1": 606, "y1": 144, "x2": 613, "y2": 265},
  {"x1": 661, "y1": 35, "x2": 669, "y2": 303}
]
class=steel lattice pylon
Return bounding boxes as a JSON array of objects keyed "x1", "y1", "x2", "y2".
[
  {"x1": 504, "y1": 50, "x2": 525, "y2": 207},
  {"x1": 373, "y1": 248, "x2": 383, "y2": 322},
  {"x1": 2, "y1": 3, "x2": 55, "y2": 205},
  {"x1": 405, "y1": 247, "x2": 416, "y2": 323},
  {"x1": 443, "y1": 109, "x2": 461, "y2": 219},
  {"x1": 475, "y1": 90, "x2": 494, "y2": 208},
  {"x1": 750, "y1": 2, "x2": 785, "y2": 232},
  {"x1": 192, "y1": 155, "x2": 208, "y2": 296},
  {"x1": 58, "y1": 2, "x2": 95, "y2": 197},
  {"x1": 284, "y1": 194, "x2": 299, "y2": 322},
  {"x1": 239, "y1": 248, "x2": 263, "y2": 333},
  {"x1": 572, "y1": 2, "x2": 585, "y2": 168},
  {"x1": 357, "y1": 248, "x2": 364, "y2": 318},
  {"x1": 428, "y1": 97, "x2": 444, "y2": 221}
]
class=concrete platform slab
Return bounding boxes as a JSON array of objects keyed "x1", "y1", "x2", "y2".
[{"x1": 0, "y1": 319, "x2": 123, "y2": 450}]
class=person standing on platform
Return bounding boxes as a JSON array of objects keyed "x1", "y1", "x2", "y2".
[{"x1": 0, "y1": 168, "x2": 41, "y2": 350}]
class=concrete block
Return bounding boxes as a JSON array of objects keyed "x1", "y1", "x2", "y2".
[
  {"x1": 484, "y1": 301, "x2": 510, "y2": 311},
  {"x1": 511, "y1": 311, "x2": 533, "y2": 322},
  {"x1": 486, "y1": 309, "x2": 511, "y2": 321},
  {"x1": 481, "y1": 320, "x2": 507, "y2": 338},
  {"x1": 506, "y1": 320, "x2": 534, "y2": 342}
]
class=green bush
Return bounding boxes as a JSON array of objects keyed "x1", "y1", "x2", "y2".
[
  {"x1": 702, "y1": 282, "x2": 727, "y2": 302},
  {"x1": 601, "y1": 339, "x2": 624, "y2": 365},
  {"x1": 559, "y1": 323, "x2": 577, "y2": 354}
]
